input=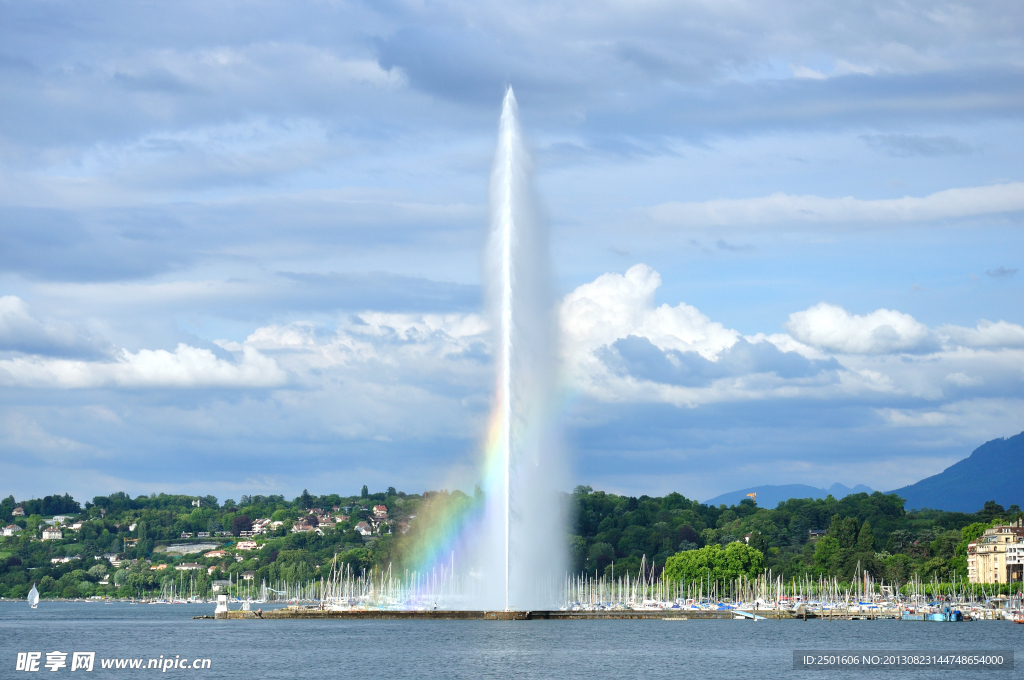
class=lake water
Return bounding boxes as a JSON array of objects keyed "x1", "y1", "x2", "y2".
[{"x1": 1, "y1": 602, "x2": 1020, "y2": 678}]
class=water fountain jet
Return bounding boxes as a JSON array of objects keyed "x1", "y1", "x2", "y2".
[{"x1": 472, "y1": 87, "x2": 566, "y2": 611}]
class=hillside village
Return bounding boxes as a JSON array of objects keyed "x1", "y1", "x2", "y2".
[
  {"x1": 1, "y1": 486, "x2": 1023, "y2": 600},
  {"x1": 0, "y1": 487, "x2": 426, "y2": 600}
]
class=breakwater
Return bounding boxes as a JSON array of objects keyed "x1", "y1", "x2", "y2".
[
  {"x1": 215, "y1": 607, "x2": 737, "y2": 620},
  {"x1": 211, "y1": 604, "x2": 1009, "y2": 621}
]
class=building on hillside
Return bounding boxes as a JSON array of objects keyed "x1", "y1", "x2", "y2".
[
  {"x1": 967, "y1": 521, "x2": 1024, "y2": 584},
  {"x1": 808, "y1": 529, "x2": 826, "y2": 541},
  {"x1": 42, "y1": 528, "x2": 63, "y2": 541},
  {"x1": 12, "y1": 507, "x2": 24, "y2": 517},
  {"x1": 180, "y1": 532, "x2": 195, "y2": 539},
  {"x1": 69, "y1": 522, "x2": 83, "y2": 530},
  {"x1": 204, "y1": 550, "x2": 228, "y2": 558},
  {"x1": 150, "y1": 563, "x2": 169, "y2": 571},
  {"x1": 241, "y1": 571, "x2": 255, "y2": 581},
  {"x1": 52, "y1": 515, "x2": 72, "y2": 524},
  {"x1": 197, "y1": 531, "x2": 210, "y2": 538},
  {"x1": 235, "y1": 541, "x2": 258, "y2": 550},
  {"x1": 372, "y1": 505, "x2": 388, "y2": 519},
  {"x1": 355, "y1": 521, "x2": 373, "y2": 537},
  {"x1": 2, "y1": 525, "x2": 22, "y2": 537},
  {"x1": 175, "y1": 562, "x2": 202, "y2": 571}
]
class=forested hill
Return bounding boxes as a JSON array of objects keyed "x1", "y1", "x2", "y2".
[
  {"x1": 889, "y1": 431, "x2": 1024, "y2": 512},
  {"x1": 1, "y1": 486, "x2": 1021, "y2": 600},
  {"x1": 569, "y1": 486, "x2": 1020, "y2": 584}
]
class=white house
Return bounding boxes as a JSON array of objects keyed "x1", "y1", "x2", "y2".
[
  {"x1": 12, "y1": 507, "x2": 24, "y2": 517},
  {"x1": 2, "y1": 525, "x2": 22, "y2": 537},
  {"x1": 235, "y1": 540, "x2": 258, "y2": 551},
  {"x1": 355, "y1": 521, "x2": 373, "y2": 537},
  {"x1": 42, "y1": 528, "x2": 63, "y2": 541}
]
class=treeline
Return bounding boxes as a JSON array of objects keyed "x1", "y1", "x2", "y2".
[
  {"x1": 1, "y1": 494, "x2": 80, "y2": 518},
  {"x1": 0, "y1": 486, "x2": 419, "y2": 600},
  {"x1": 570, "y1": 486, "x2": 1022, "y2": 584},
  {"x1": 2, "y1": 485, "x2": 1022, "y2": 600}
]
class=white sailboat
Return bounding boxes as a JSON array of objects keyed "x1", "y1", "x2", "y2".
[{"x1": 28, "y1": 583, "x2": 39, "y2": 608}]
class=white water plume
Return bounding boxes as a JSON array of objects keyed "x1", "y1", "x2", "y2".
[{"x1": 470, "y1": 87, "x2": 567, "y2": 611}]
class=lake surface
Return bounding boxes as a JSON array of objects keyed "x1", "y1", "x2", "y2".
[{"x1": 1, "y1": 602, "x2": 1020, "y2": 678}]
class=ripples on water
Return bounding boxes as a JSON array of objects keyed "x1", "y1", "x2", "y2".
[{"x1": 1, "y1": 602, "x2": 1020, "y2": 679}]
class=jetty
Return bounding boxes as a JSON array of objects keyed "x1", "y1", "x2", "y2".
[{"x1": 216, "y1": 606, "x2": 740, "y2": 620}]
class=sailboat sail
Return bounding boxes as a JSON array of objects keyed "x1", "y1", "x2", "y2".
[{"x1": 28, "y1": 584, "x2": 39, "y2": 608}]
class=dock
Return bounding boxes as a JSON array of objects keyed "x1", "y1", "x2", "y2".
[
  {"x1": 215, "y1": 607, "x2": 741, "y2": 620},
  {"x1": 211, "y1": 604, "x2": 1009, "y2": 621}
]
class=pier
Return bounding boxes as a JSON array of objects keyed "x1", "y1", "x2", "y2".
[{"x1": 214, "y1": 607, "x2": 743, "y2": 620}]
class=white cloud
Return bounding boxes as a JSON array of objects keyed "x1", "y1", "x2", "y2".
[
  {"x1": 940, "y1": 320, "x2": 1024, "y2": 348},
  {"x1": 648, "y1": 182, "x2": 1024, "y2": 229},
  {"x1": 561, "y1": 263, "x2": 739, "y2": 362},
  {"x1": 556, "y1": 266, "x2": 1024, "y2": 410},
  {"x1": 785, "y1": 302, "x2": 937, "y2": 354},
  {"x1": 0, "y1": 344, "x2": 286, "y2": 389}
]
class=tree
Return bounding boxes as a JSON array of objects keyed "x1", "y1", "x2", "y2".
[
  {"x1": 587, "y1": 542, "x2": 615, "y2": 573},
  {"x1": 663, "y1": 543, "x2": 765, "y2": 584},
  {"x1": 361, "y1": 485, "x2": 369, "y2": 499},
  {"x1": 856, "y1": 521, "x2": 874, "y2": 552},
  {"x1": 231, "y1": 516, "x2": 253, "y2": 537},
  {"x1": 978, "y1": 501, "x2": 1005, "y2": 522}
]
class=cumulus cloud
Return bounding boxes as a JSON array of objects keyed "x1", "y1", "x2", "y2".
[
  {"x1": 648, "y1": 182, "x2": 1024, "y2": 229},
  {"x1": 557, "y1": 266, "x2": 1024, "y2": 413},
  {"x1": 785, "y1": 303, "x2": 938, "y2": 354},
  {"x1": 561, "y1": 264, "x2": 739, "y2": 362}
]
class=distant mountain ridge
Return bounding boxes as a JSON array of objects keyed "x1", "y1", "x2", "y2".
[
  {"x1": 703, "y1": 483, "x2": 873, "y2": 509},
  {"x1": 888, "y1": 431, "x2": 1024, "y2": 512}
]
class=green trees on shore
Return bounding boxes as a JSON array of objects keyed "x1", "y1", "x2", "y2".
[
  {"x1": 2, "y1": 485, "x2": 1022, "y2": 600},
  {"x1": 663, "y1": 543, "x2": 765, "y2": 584}
]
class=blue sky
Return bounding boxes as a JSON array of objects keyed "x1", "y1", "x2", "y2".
[{"x1": 0, "y1": 0, "x2": 1022, "y2": 503}]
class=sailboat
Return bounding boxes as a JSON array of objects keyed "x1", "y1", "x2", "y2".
[{"x1": 28, "y1": 584, "x2": 39, "y2": 609}]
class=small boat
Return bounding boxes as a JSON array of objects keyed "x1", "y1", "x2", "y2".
[
  {"x1": 1012, "y1": 612, "x2": 1024, "y2": 624},
  {"x1": 28, "y1": 584, "x2": 39, "y2": 609}
]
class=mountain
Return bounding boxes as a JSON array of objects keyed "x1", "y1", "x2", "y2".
[
  {"x1": 888, "y1": 431, "x2": 1024, "y2": 512},
  {"x1": 703, "y1": 483, "x2": 873, "y2": 509}
]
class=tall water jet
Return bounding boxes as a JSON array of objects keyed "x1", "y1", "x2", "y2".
[{"x1": 474, "y1": 87, "x2": 565, "y2": 610}]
